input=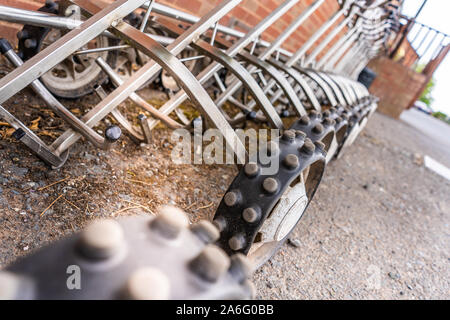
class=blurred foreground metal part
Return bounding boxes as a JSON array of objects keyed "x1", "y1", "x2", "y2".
[{"x1": 0, "y1": 206, "x2": 254, "y2": 300}]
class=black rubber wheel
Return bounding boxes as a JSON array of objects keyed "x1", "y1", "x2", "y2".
[
  {"x1": 213, "y1": 129, "x2": 326, "y2": 269},
  {"x1": 17, "y1": 1, "x2": 118, "y2": 99}
]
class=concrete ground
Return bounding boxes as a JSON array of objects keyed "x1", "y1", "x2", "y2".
[
  {"x1": 254, "y1": 111, "x2": 450, "y2": 300},
  {"x1": 400, "y1": 108, "x2": 450, "y2": 168},
  {"x1": 0, "y1": 80, "x2": 449, "y2": 299}
]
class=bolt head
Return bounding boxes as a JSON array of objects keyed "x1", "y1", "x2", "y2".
[
  {"x1": 244, "y1": 162, "x2": 259, "y2": 177},
  {"x1": 124, "y1": 267, "x2": 170, "y2": 300},
  {"x1": 224, "y1": 191, "x2": 239, "y2": 207},
  {"x1": 263, "y1": 177, "x2": 278, "y2": 194},
  {"x1": 282, "y1": 130, "x2": 295, "y2": 142},
  {"x1": 190, "y1": 220, "x2": 220, "y2": 244},
  {"x1": 150, "y1": 206, "x2": 189, "y2": 239},
  {"x1": 228, "y1": 234, "x2": 246, "y2": 251},
  {"x1": 284, "y1": 154, "x2": 299, "y2": 169},
  {"x1": 242, "y1": 207, "x2": 259, "y2": 223},
  {"x1": 300, "y1": 140, "x2": 316, "y2": 155},
  {"x1": 189, "y1": 245, "x2": 230, "y2": 282},
  {"x1": 78, "y1": 219, "x2": 124, "y2": 260}
]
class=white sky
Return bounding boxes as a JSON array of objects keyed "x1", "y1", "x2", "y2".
[{"x1": 401, "y1": 0, "x2": 450, "y2": 115}]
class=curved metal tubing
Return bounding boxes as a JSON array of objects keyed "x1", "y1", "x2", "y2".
[
  {"x1": 192, "y1": 40, "x2": 284, "y2": 129},
  {"x1": 50, "y1": 0, "x2": 247, "y2": 164},
  {"x1": 294, "y1": 68, "x2": 338, "y2": 107},
  {"x1": 238, "y1": 52, "x2": 307, "y2": 116},
  {"x1": 267, "y1": 59, "x2": 322, "y2": 111}
]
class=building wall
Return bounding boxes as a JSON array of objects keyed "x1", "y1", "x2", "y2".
[
  {"x1": 0, "y1": 0, "x2": 343, "y2": 54},
  {"x1": 368, "y1": 56, "x2": 427, "y2": 119}
]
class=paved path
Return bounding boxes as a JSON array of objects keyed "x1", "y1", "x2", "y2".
[{"x1": 254, "y1": 112, "x2": 450, "y2": 299}]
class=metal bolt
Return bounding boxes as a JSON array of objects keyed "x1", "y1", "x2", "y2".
[
  {"x1": 282, "y1": 130, "x2": 295, "y2": 142},
  {"x1": 24, "y1": 39, "x2": 36, "y2": 49},
  {"x1": 190, "y1": 220, "x2": 220, "y2": 244},
  {"x1": 229, "y1": 254, "x2": 253, "y2": 283},
  {"x1": 244, "y1": 162, "x2": 259, "y2": 177},
  {"x1": 299, "y1": 116, "x2": 310, "y2": 126},
  {"x1": 242, "y1": 207, "x2": 259, "y2": 223},
  {"x1": 323, "y1": 118, "x2": 335, "y2": 127},
  {"x1": 17, "y1": 31, "x2": 28, "y2": 40},
  {"x1": 228, "y1": 234, "x2": 246, "y2": 251},
  {"x1": 312, "y1": 123, "x2": 324, "y2": 134},
  {"x1": 224, "y1": 191, "x2": 239, "y2": 207},
  {"x1": 78, "y1": 219, "x2": 124, "y2": 260},
  {"x1": 315, "y1": 141, "x2": 325, "y2": 150},
  {"x1": 263, "y1": 178, "x2": 278, "y2": 194},
  {"x1": 150, "y1": 206, "x2": 189, "y2": 239},
  {"x1": 309, "y1": 110, "x2": 320, "y2": 119},
  {"x1": 212, "y1": 217, "x2": 227, "y2": 232},
  {"x1": 0, "y1": 271, "x2": 21, "y2": 299},
  {"x1": 124, "y1": 267, "x2": 170, "y2": 300},
  {"x1": 295, "y1": 130, "x2": 307, "y2": 139},
  {"x1": 300, "y1": 140, "x2": 316, "y2": 155},
  {"x1": 189, "y1": 245, "x2": 230, "y2": 282},
  {"x1": 284, "y1": 154, "x2": 299, "y2": 169}
]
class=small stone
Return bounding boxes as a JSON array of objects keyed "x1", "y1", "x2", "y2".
[
  {"x1": 288, "y1": 238, "x2": 301, "y2": 248},
  {"x1": 388, "y1": 272, "x2": 400, "y2": 280},
  {"x1": 413, "y1": 153, "x2": 423, "y2": 166}
]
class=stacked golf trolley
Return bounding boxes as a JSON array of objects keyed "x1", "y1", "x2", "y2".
[{"x1": 0, "y1": 0, "x2": 399, "y2": 299}]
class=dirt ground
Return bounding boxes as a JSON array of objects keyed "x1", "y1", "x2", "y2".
[{"x1": 0, "y1": 58, "x2": 449, "y2": 299}]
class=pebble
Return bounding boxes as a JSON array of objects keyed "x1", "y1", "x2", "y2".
[
  {"x1": 388, "y1": 272, "x2": 400, "y2": 280},
  {"x1": 10, "y1": 165, "x2": 28, "y2": 177},
  {"x1": 288, "y1": 238, "x2": 301, "y2": 248}
]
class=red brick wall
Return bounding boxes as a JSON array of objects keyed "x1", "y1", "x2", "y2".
[
  {"x1": 0, "y1": 0, "x2": 342, "y2": 55},
  {"x1": 368, "y1": 56, "x2": 427, "y2": 119}
]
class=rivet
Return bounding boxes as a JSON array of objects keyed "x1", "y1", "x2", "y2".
[
  {"x1": 312, "y1": 123, "x2": 324, "y2": 134},
  {"x1": 300, "y1": 140, "x2": 316, "y2": 155},
  {"x1": 224, "y1": 191, "x2": 239, "y2": 207},
  {"x1": 124, "y1": 267, "x2": 170, "y2": 300},
  {"x1": 242, "y1": 207, "x2": 260, "y2": 223},
  {"x1": 244, "y1": 162, "x2": 259, "y2": 177},
  {"x1": 190, "y1": 220, "x2": 220, "y2": 244},
  {"x1": 189, "y1": 245, "x2": 230, "y2": 282},
  {"x1": 78, "y1": 219, "x2": 124, "y2": 260},
  {"x1": 228, "y1": 253, "x2": 252, "y2": 283},
  {"x1": 149, "y1": 206, "x2": 189, "y2": 239},
  {"x1": 284, "y1": 154, "x2": 299, "y2": 169},
  {"x1": 228, "y1": 234, "x2": 246, "y2": 251},
  {"x1": 263, "y1": 177, "x2": 278, "y2": 194}
]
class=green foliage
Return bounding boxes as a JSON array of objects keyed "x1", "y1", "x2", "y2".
[
  {"x1": 432, "y1": 111, "x2": 450, "y2": 125},
  {"x1": 419, "y1": 78, "x2": 435, "y2": 108}
]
